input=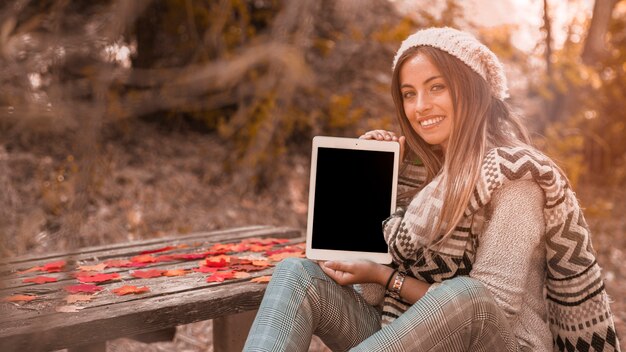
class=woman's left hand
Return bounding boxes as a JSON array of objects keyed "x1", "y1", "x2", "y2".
[{"x1": 320, "y1": 260, "x2": 392, "y2": 286}]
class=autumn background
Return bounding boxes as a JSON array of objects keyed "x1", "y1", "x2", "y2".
[{"x1": 0, "y1": 0, "x2": 624, "y2": 351}]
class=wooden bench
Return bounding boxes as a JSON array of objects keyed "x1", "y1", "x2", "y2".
[{"x1": 0, "y1": 225, "x2": 303, "y2": 352}]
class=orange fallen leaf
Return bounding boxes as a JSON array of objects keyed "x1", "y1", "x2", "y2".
[
  {"x1": 104, "y1": 259, "x2": 133, "y2": 268},
  {"x1": 206, "y1": 271, "x2": 235, "y2": 283},
  {"x1": 64, "y1": 284, "x2": 103, "y2": 294},
  {"x1": 3, "y1": 294, "x2": 38, "y2": 302},
  {"x1": 268, "y1": 251, "x2": 305, "y2": 261},
  {"x1": 162, "y1": 269, "x2": 187, "y2": 277},
  {"x1": 192, "y1": 266, "x2": 219, "y2": 273},
  {"x1": 43, "y1": 260, "x2": 66, "y2": 273},
  {"x1": 130, "y1": 254, "x2": 157, "y2": 264},
  {"x1": 140, "y1": 246, "x2": 176, "y2": 255},
  {"x1": 17, "y1": 266, "x2": 44, "y2": 275},
  {"x1": 250, "y1": 276, "x2": 272, "y2": 283},
  {"x1": 233, "y1": 271, "x2": 251, "y2": 279},
  {"x1": 251, "y1": 260, "x2": 272, "y2": 267},
  {"x1": 65, "y1": 294, "x2": 94, "y2": 304},
  {"x1": 77, "y1": 263, "x2": 107, "y2": 272},
  {"x1": 112, "y1": 285, "x2": 150, "y2": 296},
  {"x1": 76, "y1": 273, "x2": 120, "y2": 283},
  {"x1": 131, "y1": 269, "x2": 164, "y2": 279},
  {"x1": 23, "y1": 276, "x2": 57, "y2": 284}
]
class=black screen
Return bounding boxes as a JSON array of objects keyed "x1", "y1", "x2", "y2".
[{"x1": 311, "y1": 147, "x2": 394, "y2": 253}]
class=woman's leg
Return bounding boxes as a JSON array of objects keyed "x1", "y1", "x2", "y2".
[
  {"x1": 352, "y1": 276, "x2": 519, "y2": 352},
  {"x1": 243, "y1": 257, "x2": 382, "y2": 352}
]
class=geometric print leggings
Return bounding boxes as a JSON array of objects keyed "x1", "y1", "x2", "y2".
[{"x1": 243, "y1": 258, "x2": 521, "y2": 352}]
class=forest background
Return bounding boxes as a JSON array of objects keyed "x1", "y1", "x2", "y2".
[{"x1": 0, "y1": 0, "x2": 624, "y2": 351}]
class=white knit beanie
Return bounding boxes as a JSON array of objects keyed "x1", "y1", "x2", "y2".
[{"x1": 392, "y1": 27, "x2": 509, "y2": 100}]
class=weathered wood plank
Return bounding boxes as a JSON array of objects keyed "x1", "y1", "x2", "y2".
[{"x1": 0, "y1": 278, "x2": 270, "y2": 351}]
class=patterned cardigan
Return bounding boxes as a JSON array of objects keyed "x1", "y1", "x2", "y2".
[{"x1": 382, "y1": 147, "x2": 620, "y2": 352}]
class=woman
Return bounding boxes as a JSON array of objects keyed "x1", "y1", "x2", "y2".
[{"x1": 243, "y1": 27, "x2": 620, "y2": 352}]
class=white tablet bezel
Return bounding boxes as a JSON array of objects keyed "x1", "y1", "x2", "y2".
[{"x1": 305, "y1": 136, "x2": 399, "y2": 264}]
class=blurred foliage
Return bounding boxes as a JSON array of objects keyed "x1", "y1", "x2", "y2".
[{"x1": 531, "y1": 0, "x2": 626, "y2": 187}]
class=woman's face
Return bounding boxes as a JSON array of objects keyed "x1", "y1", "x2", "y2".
[{"x1": 399, "y1": 53, "x2": 454, "y2": 151}]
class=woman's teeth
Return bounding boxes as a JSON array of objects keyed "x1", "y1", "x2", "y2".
[{"x1": 420, "y1": 116, "x2": 444, "y2": 127}]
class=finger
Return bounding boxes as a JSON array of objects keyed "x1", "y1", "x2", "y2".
[{"x1": 399, "y1": 136, "x2": 406, "y2": 161}]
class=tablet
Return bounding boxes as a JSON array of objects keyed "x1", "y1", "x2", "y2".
[{"x1": 305, "y1": 136, "x2": 399, "y2": 264}]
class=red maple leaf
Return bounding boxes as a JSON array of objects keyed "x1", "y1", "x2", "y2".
[
  {"x1": 140, "y1": 246, "x2": 176, "y2": 255},
  {"x1": 76, "y1": 273, "x2": 120, "y2": 283},
  {"x1": 112, "y1": 285, "x2": 150, "y2": 296},
  {"x1": 265, "y1": 246, "x2": 305, "y2": 256},
  {"x1": 43, "y1": 260, "x2": 66, "y2": 273},
  {"x1": 169, "y1": 252, "x2": 209, "y2": 260},
  {"x1": 230, "y1": 264, "x2": 267, "y2": 272},
  {"x1": 64, "y1": 284, "x2": 104, "y2": 294},
  {"x1": 130, "y1": 254, "x2": 157, "y2": 264},
  {"x1": 192, "y1": 266, "x2": 219, "y2": 273},
  {"x1": 206, "y1": 271, "x2": 236, "y2": 282},
  {"x1": 23, "y1": 276, "x2": 58, "y2": 284},
  {"x1": 162, "y1": 269, "x2": 187, "y2": 277},
  {"x1": 131, "y1": 269, "x2": 165, "y2": 279},
  {"x1": 104, "y1": 259, "x2": 133, "y2": 268}
]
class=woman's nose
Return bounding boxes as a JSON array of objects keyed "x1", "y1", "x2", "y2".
[{"x1": 415, "y1": 93, "x2": 433, "y2": 115}]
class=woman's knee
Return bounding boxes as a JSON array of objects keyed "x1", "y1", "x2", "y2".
[
  {"x1": 273, "y1": 257, "x2": 326, "y2": 282},
  {"x1": 440, "y1": 276, "x2": 499, "y2": 315}
]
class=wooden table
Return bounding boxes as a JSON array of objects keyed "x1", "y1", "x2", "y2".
[{"x1": 0, "y1": 225, "x2": 303, "y2": 352}]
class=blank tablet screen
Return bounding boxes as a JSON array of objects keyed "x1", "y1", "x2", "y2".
[{"x1": 311, "y1": 147, "x2": 394, "y2": 253}]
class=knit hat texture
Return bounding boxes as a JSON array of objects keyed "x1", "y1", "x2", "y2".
[{"x1": 393, "y1": 27, "x2": 509, "y2": 100}]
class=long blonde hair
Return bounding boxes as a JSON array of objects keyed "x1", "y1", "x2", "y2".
[{"x1": 391, "y1": 46, "x2": 531, "y2": 245}]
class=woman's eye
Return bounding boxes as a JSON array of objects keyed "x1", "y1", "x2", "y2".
[
  {"x1": 431, "y1": 84, "x2": 446, "y2": 92},
  {"x1": 402, "y1": 91, "x2": 414, "y2": 99}
]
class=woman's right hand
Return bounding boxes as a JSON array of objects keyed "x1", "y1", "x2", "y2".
[{"x1": 359, "y1": 130, "x2": 405, "y2": 161}]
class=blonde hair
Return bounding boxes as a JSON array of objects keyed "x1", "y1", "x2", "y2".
[{"x1": 391, "y1": 46, "x2": 531, "y2": 245}]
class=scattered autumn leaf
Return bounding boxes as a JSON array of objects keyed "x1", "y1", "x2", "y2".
[
  {"x1": 43, "y1": 260, "x2": 66, "y2": 273},
  {"x1": 76, "y1": 273, "x2": 120, "y2": 283},
  {"x1": 77, "y1": 263, "x2": 107, "y2": 272},
  {"x1": 162, "y1": 269, "x2": 187, "y2": 277},
  {"x1": 64, "y1": 284, "x2": 104, "y2": 294},
  {"x1": 243, "y1": 238, "x2": 290, "y2": 246},
  {"x1": 268, "y1": 252, "x2": 305, "y2": 261},
  {"x1": 192, "y1": 266, "x2": 219, "y2": 273},
  {"x1": 265, "y1": 246, "x2": 305, "y2": 256},
  {"x1": 104, "y1": 259, "x2": 133, "y2": 268},
  {"x1": 3, "y1": 294, "x2": 38, "y2": 302},
  {"x1": 56, "y1": 305, "x2": 85, "y2": 313},
  {"x1": 230, "y1": 264, "x2": 267, "y2": 272},
  {"x1": 112, "y1": 285, "x2": 150, "y2": 296},
  {"x1": 248, "y1": 244, "x2": 274, "y2": 252},
  {"x1": 131, "y1": 269, "x2": 165, "y2": 279},
  {"x1": 130, "y1": 254, "x2": 157, "y2": 264},
  {"x1": 251, "y1": 260, "x2": 272, "y2": 268},
  {"x1": 17, "y1": 266, "x2": 44, "y2": 275},
  {"x1": 173, "y1": 252, "x2": 209, "y2": 260},
  {"x1": 233, "y1": 271, "x2": 251, "y2": 279},
  {"x1": 23, "y1": 276, "x2": 58, "y2": 284},
  {"x1": 65, "y1": 294, "x2": 94, "y2": 304},
  {"x1": 206, "y1": 271, "x2": 236, "y2": 282},
  {"x1": 140, "y1": 246, "x2": 176, "y2": 255},
  {"x1": 250, "y1": 276, "x2": 272, "y2": 283}
]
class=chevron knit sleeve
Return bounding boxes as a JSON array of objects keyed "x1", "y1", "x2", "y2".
[{"x1": 470, "y1": 179, "x2": 553, "y2": 350}]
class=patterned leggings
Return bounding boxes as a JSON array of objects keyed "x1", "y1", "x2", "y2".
[{"x1": 243, "y1": 258, "x2": 520, "y2": 352}]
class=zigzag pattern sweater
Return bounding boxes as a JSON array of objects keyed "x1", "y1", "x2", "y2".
[{"x1": 382, "y1": 147, "x2": 620, "y2": 352}]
